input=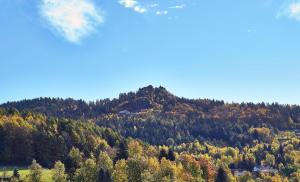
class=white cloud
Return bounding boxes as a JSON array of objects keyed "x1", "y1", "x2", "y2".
[
  {"x1": 119, "y1": 0, "x2": 137, "y2": 8},
  {"x1": 119, "y1": 0, "x2": 147, "y2": 13},
  {"x1": 40, "y1": 0, "x2": 104, "y2": 43},
  {"x1": 156, "y1": 10, "x2": 168, "y2": 16},
  {"x1": 134, "y1": 6, "x2": 146, "y2": 13},
  {"x1": 169, "y1": 4, "x2": 185, "y2": 9},
  {"x1": 289, "y1": 2, "x2": 300, "y2": 19},
  {"x1": 278, "y1": 1, "x2": 300, "y2": 21}
]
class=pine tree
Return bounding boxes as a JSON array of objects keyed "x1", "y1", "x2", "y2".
[
  {"x1": 115, "y1": 140, "x2": 128, "y2": 161},
  {"x1": 167, "y1": 150, "x2": 176, "y2": 161},
  {"x1": 13, "y1": 168, "x2": 20, "y2": 179},
  {"x1": 215, "y1": 167, "x2": 227, "y2": 182},
  {"x1": 159, "y1": 148, "x2": 168, "y2": 161},
  {"x1": 97, "y1": 169, "x2": 111, "y2": 182}
]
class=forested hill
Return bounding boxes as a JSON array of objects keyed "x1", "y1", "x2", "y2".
[{"x1": 1, "y1": 85, "x2": 300, "y2": 129}]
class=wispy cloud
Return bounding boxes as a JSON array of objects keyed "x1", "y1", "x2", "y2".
[
  {"x1": 156, "y1": 10, "x2": 168, "y2": 16},
  {"x1": 288, "y1": 2, "x2": 300, "y2": 20},
  {"x1": 40, "y1": 0, "x2": 104, "y2": 43},
  {"x1": 149, "y1": 3, "x2": 159, "y2": 8},
  {"x1": 118, "y1": 1, "x2": 187, "y2": 16},
  {"x1": 278, "y1": 1, "x2": 300, "y2": 21},
  {"x1": 169, "y1": 4, "x2": 185, "y2": 9},
  {"x1": 119, "y1": 0, "x2": 147, "y2": 13}
]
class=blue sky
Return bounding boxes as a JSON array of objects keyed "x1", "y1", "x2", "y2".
[{"x1": 1, "y1": 0, "x2": 300, "y2": 104}]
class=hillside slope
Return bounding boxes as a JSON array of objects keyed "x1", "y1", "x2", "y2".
[{"x1": 1, "y1": 85, "x2": 299, "y2": 146}]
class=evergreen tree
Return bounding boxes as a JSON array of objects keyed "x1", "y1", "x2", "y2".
[
  {"x1": 74, "y1": 159, "x2": 98, "y2": 182},
  {"x1": 12, "y1": 168, "x2": 20, "y2": 179},
  {"x1": 97, "y1": 152, "x2": 113, "y2": 182},
  {"x1": 215, "y1": 167, "x2": 227, "y2": 182},
  {"x1": 65, "y1": 147, "x2": 83, "y2": 180},
  {"x1": 159, "y1": 148, "x2": 168, "y2": 161},
  {"x1": 115, "y1": 140, "x2": 129, "y2": 161},
  {"x1": 167, "y1": 150, "x2": 176, "y2": 161},
  {"x1": 97, "y1": 169, "x2": 111, "y2": 182}
]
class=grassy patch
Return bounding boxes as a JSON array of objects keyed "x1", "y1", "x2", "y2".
[{"x1": 0, "y1": 167, "x2": 53, "y2": 182}]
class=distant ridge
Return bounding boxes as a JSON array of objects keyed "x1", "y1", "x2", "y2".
[{"x1": 1, "y1": 85, "x2": 300, "y2": 128}]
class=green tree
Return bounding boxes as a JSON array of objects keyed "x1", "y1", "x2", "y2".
[
  {"x1": 65, "y1": 147, "x2": 83, "y2": 179},
  {"x1": 52, "y1": 161, "x2": 67, "y2": 182},
  {"x1": 74, "y1": 158, "x2": 98, "y2": 182},
  {"x1": 68, "y1": 147, "x2": 83, "y2": 166},
  {"x1": 27, "y1": 160, "x2": 43, "y2": 182},
  {"x1": 97, "y1": 152, "x2": 113, "y2": 173},
  {"x1": 262, "y1": 153, "x2": 275, "y2": 167},
  {"x1": 127, "y1": 158, "x2": 145, "y2": 182}
]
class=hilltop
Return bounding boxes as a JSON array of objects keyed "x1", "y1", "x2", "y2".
[{"x1": 1, "y1": 85, "x2": 299, "y2": 126}]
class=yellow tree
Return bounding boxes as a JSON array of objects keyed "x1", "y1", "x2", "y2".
[
  {"x1": 128, "y1": 140, "x2": 143, "y2": 159},
  {"x1": 112, "y1": 159, "x2": 128, "y2": 182}
]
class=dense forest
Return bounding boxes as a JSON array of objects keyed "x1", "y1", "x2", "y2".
[
  {"x1": 0, "y1": 86, "x2": 300, "y2": 181},
  {"x1": 2, "y1": 85, "x2": 299, "y2": 146},
  {"x1": 3, "y1": 86, "x2": 300, "y2": 128}
]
